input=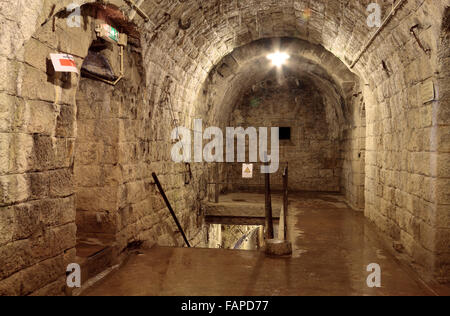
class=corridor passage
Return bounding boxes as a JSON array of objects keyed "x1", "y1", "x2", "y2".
[
  {"x1": 83, "y1": 193, "x2": 449, "y2": 296},
  {"x1": 1, "y1": 0, "x2": 448, "y2": 297}
]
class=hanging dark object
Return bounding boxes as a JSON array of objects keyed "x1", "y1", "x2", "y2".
[{"x1": 81, "y1": 49, "x2": 116, "y2": 80}]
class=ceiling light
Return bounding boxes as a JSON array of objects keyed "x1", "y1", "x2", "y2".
[{"x1": 267, "y1": 52, "x2": 290, "y2": 67}]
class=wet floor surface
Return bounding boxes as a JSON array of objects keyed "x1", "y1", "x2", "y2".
[{"x1": 84, "y1": 192, "x2": 449, "y2": 296}]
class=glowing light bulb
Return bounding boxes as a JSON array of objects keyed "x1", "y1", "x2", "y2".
[{"x1": 267, "y1": 52, "x2": 290, "y2": 67}]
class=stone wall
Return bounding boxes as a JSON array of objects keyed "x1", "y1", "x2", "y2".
[
  {"x1": 195, "y1": 38, "x2": 359, "y2": 198},
  {"x1": 435, "y1": 7, "x2": 450, "y2": 283},
  {"x1": 121, "y1": 0, "x2": 450, "y2": 282},
  {"x1": 0, "y1": 0, "x2": 448, "y2": 295},
  {"x1": 75, "y1": 79, "x2": 117, "y2": 242},
  {"x1": 359, "y1": 1, "x2": 449, "y2": 282},
  {"x1": 0, "y1": 2, "x2": 96, "y2": 296},
  {"x1": 0, "y1": 1, "x2": 211, "y2": 295},
  {"x1": 227, "y1": 74, "x2": 341, "y2": 192},
  {"x1": 341, "y1": 91, "x2": 366, "y2": 210}
]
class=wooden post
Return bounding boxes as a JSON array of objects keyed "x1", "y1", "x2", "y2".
[
  {"x1": 264, "y1": 163, "x2": 274, "y2": 240},
  {"x1": 214, "y1": 163, "x2": 220, "y2": 203},
  {"x1": 283, "y1": 164, "x2": 288, "y2": 241}
]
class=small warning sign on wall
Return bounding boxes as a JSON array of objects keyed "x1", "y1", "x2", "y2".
[
  {"x1": 50, "y1": 53, "x2": 78, "y2": 73},
  {"x1": 242, "y1": 164, "x2": 253, "y2": 179}
]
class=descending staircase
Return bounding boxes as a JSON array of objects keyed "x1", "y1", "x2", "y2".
[{"x1": 75, "y1": 237, "x2": 114, "y2": 284}]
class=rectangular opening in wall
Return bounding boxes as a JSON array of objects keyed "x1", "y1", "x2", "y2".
[
  {"x1": 279, "y1": 127, "x2": 291, "y2": 140},
  {"x1": 208, "y1": 224, "x2": 269, "y2": 250}
]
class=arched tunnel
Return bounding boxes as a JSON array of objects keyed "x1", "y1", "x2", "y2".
[{"x1": 0, "y1": 0, "x2": 449, "y2": 297}]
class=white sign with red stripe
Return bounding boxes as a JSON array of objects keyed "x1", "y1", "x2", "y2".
[{"x1": 50, "y1": 53, "x2": 78, "y2": 73}]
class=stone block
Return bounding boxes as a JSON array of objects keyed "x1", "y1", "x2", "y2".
[
  {"x1": 23, "y1": 38, "x2": 54, "y2": 72},
  {"x1": 29, "y1": 171, "x2": 50, "y2": 200},
  {"x1": 94, "y1": 119, "x2": 119, "y2": 145},
  {"x1": 29, "y1": 276, "x2": 66, "y2": 296},
  {"x1": 74, "y1": 141, "x2": 98, "y2": 165},
  {"x1": 49, "y1": 168, "x2": 73, "y2": 198},
  {"x1": 36, "y1": 196, "x2": 75, "y2": 228},
  {"x1": 126, "y1": 181, "x2": 145, "y2": 204},
  {"x1": 435, "y1": 178, "x2": 450, "y2": 205},
  {"x1": 55, "y1": 104, "x2": 76, "y2": 137},
  {"x1": 436, "y1": 205, "x2": 450, "y2": 229},
  {"x1": 98, "y1": 143, "x2": 119, "y2": 164},
  {"x1": 434, "y1": 126, "x2": 450, "y2": 153},
  {"x1": 19, "y1": 64, "x2": 56, "y2": 103},
  {"x1": 102, "y1": 165, "x2": 121, "y2": 186},
  {"x1": 76, "y1": 186, "x2": 118, "y2": 212},
  {"x1": 0, "y1": 254, "x2": 66, "y2": 296},
  {"x1": 76, "y1": 98, "x2": 97, "y2": 120},
  {"x1": 30, "y1": 135, "x2": 55, "y2": 171},
  {"x1": 0, "y1": 133, "x2": 11, "y2": 175},
  {"x1": 0, "y1": 206, "x2": 15, "y2": 246},
  {"x1": 26, "y1": 100, "x2": 57, "y2": 135},
  {"x1": 10, "y1": 96, "x2": 27, "y2": 132},
  {"x1": 76, "y1": 210, "x2": 116, "y2": 235},
  {"x1": 0, "y1": 174, "x2": 30, "y2": 207},
  {"x1": 437, "y1": 153, "x2": 450, "y2": 178},
  {"x1": 32, "y1": 17, "x2": 59, "y2": 49},
  {"x1": 434, "y1": 227, "x2": 450, "y2": 255},
  {"x1": 435, "y1": 253, "x2": 450, "y2": 283},
  {"x1": 0, "y1": 222, "x2": 75, "y2": 281},
  {"x1": 0, "y1": 93, "x2": 14, "y2": 132},
  {"x1": 56, "y1": 21, "x2": 93, "y2": 59},
  {"x1": 54, "y1": 138, "x2": 75, "y2": 168},
  {"x1": 74, "y1": 165, "x2": 101, "y2": 187}
]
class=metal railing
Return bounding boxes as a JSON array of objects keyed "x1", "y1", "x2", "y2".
[{"x1": 152, "y1": 172, "x2": 191, "y2": 248}]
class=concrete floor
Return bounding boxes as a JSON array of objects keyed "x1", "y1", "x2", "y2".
[{"x1": 83, "y1": 192, "x2": 449, "y2": 296}]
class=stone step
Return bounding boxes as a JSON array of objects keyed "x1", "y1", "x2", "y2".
[{"x1": 76, "y1": 240, "x2": 114, "y2": 284}]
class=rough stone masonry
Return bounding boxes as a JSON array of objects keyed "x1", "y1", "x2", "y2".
[{"x1": 0, "y1": 0, "x2": 449, "y2": 295}]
